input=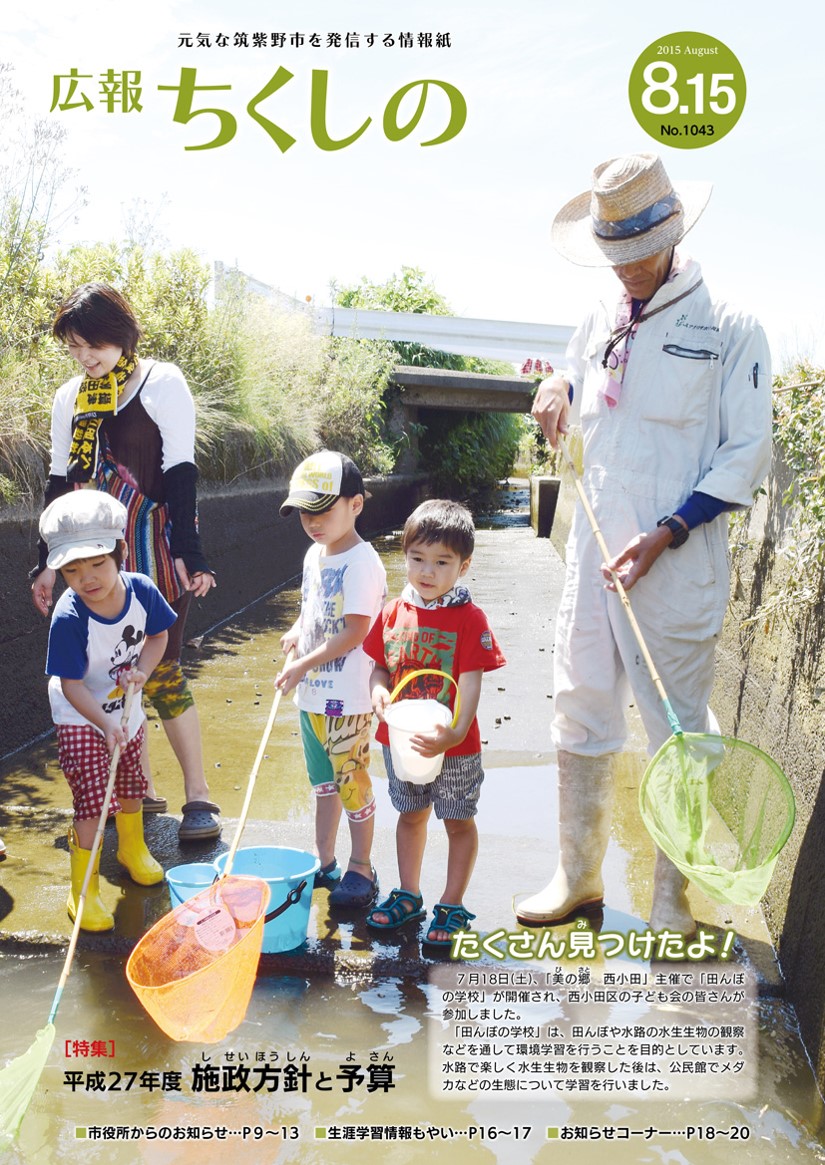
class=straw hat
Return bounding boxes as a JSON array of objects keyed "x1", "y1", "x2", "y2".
[{"x1": 551, "y1": 153, "x2": 712, "y2": 267}]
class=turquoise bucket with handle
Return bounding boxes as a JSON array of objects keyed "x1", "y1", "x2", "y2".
[
  {"x1": 166, "y1": 862, "x2": 217, "y2": 906},
  {"x1": 213, "y1": 847, "x2": 319, "y2": 953}
]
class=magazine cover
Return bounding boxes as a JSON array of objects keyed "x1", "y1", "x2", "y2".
[{"x1": 1, "y1": 2, "x2": 824, "y2": 1163}]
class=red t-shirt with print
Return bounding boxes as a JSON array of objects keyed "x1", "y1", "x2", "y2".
[{"x1": 363, "y1": 597, "x2": 506, "y2": 756}]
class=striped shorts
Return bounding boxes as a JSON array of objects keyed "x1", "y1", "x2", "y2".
[{"x1": 382, "y1": 744, "x2": 484, "y2": 820}]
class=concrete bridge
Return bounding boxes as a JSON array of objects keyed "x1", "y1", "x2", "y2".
[
  {"x1": 389, "y1": 365, "x2": 537, "y2": 413},
  {"x1": 386, "y1": 365, "x2": 550, "y2": 474}
]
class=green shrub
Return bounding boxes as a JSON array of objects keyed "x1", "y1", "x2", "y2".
[
  {"x1": 316, "y1": 337, "x2": 397, "y2": 475},
  {"x1": 206, "y1": 294, "x2": 321, "y2": 483},
  {"x1": 418, "y1": 409, "x2": 522, "y2": 503},
  {"x1": 739, "y1": 362, "x2": 825, "y2": 627}
]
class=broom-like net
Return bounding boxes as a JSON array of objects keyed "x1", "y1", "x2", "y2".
[
  {"x1": 0, "y1": 1026, "x2": 55, "y2": 1145},
  {"x1": 639, "y1": 732, "x2": 796, "y2": 906}
]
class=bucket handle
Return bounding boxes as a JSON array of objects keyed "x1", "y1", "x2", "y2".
[
  {"x1": 388, "y1": 668, "x2": 460, "y2": 728},
  {"x1": 264, "y1": 879, "x2": 308, "y2": 924},
  {"x1": 207, "y1": 875, "x2": 308, "y2": 928}
]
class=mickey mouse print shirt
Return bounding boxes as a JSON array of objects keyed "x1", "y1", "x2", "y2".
[{"x1": 46, "y1": 572, "x2": 176, "y2": 739}]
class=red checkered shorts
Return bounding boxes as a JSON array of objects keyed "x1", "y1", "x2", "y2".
[{"x1": 56, "y1": 723, "x2": 146, "y2": 821}]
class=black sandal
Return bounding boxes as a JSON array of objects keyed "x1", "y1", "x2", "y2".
[{"x1": 178, "y1": 800, "x2": 221, "y2": 841}]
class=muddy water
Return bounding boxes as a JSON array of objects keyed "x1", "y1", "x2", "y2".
[
  {"x1": 2, "y1": 489, "x2": 825, "y2": 1162},
  {"x1": 2, "y1": 948, "x2": 824, "y2": 1164}
]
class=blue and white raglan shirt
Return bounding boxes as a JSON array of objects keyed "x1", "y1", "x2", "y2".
[{"x1": 46, "y1": 572, "x2": 177, "y2": 740}]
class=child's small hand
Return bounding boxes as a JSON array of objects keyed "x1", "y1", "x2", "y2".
[
  {"x1": 104, "y1": 724, "x2": 128, "y2": 756},
  {"x1": 410, "y1": 723, "x2": 457, "y2": 758},
  {"x1": 280, "y1": 628, "x2": 300, "y2": 653},
  {"x1": 371, "y1": 685, "x2": 391, "y2": 722},
  {"x1": 275, "y1": 658, "x2": 306, "y2": 694},
  {"x1": 119, "y1": 667, "x2": 148, "y2": 692}
]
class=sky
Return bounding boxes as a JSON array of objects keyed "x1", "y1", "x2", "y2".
[{"x1": 3, "y1": 0, "x2": 824, "y2": 369}]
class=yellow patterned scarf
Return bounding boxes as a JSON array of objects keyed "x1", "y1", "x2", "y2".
[{"x1": 67, "y1": 353, "x2": 138, "y2": 483}]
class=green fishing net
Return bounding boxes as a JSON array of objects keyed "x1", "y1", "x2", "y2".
[
  {"x1": 0, "y1": 1024, "x2": 55, "y2": 1144},
  {"x1": 639, "y1": 733, "x2": 796, "y2": 906}
]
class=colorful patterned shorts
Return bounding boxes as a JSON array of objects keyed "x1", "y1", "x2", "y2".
[
  {"x1": 299, "y1": 711, "x2": 375, "y2": 821},
  {"x1": 57, "y1": 723, "x2": 147, "y2": 820}
]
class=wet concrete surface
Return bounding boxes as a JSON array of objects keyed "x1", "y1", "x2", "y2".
[{"x1": 1, "y1": 487, "x2": 823, "y2": 1162}]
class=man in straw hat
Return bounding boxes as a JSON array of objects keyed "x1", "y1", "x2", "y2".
[{"x1": 519, "y1": 153, "x2": 772, "y2": 935}]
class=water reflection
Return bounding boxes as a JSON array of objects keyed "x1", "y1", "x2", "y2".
[{"x1": 3, "y1": 951, "x2": 824, "y2": 1164}]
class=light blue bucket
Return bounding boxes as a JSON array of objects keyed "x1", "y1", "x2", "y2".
[
  {"x1": 213, "y1": 847, "x2": 319, "y2": 954},
  {"x1": 166, "y1": 862, "x2": 217, "y2": 906}
]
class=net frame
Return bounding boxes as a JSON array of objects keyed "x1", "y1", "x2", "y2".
[
  {"x1": 126, "y1": 874, "x2": 270, "y2": 1043},
  {"x1": 127, "y1": 655, "x2": 293, "y2": 1043},
  {"x1": 639, "y1": 731, "x2": 796, "y2": 905}
]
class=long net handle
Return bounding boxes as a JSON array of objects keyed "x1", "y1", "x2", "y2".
[
  {"x1": 221, "y1": 647, "x2": 296, "y2": 880},
  {"x1": 557, "y1": 434, "x2": 682, "y2": 737},
  {"x1": 48, "y1": 683, "x2": 136, "y2": 1026}
]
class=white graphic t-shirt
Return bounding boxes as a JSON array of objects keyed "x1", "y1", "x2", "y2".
[{"x1": 294, "y1": 540, "x2": 386, "y2": 716}]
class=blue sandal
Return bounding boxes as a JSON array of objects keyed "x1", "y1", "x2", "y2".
[
  {"x1": 366, "y1": 888, "x2": 426, "y2": 930},
  {"x1": 423, "y1": 902, "x2": 476, "y2": 948}
]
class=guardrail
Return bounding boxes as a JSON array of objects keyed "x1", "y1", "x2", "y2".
[{"x1": 214, "y1": 263, "x2": 575, "y2": 362}]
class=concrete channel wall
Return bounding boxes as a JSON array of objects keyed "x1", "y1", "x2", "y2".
[
  {"x1": 0, "y1": 474, "x2": 425, "y2": 759},
  {"x1": 714, "y1": 466, "x2": 825, "y2": 1095},
  {"x1": 550, "y1": 442, "x2": 825, "y2": 1097}
]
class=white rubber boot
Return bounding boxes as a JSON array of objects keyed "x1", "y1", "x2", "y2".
[
  {"x1": 516, "y1": 751, "x2": 614, "y2": 926},
  {"x1": 649, "y1": 848, "x2": 695, "y2": 937}
]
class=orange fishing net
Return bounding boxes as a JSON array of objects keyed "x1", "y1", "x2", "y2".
[{"x1": 126, "y1": 875, "x2": 270, "y2": 1043}]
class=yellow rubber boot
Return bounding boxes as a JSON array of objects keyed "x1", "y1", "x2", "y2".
[
  {"x1": 115, "y1": 809, "x2": 164, "y2": 886},
  {"x1": 67, "y1": 829, "x2": 114, "y2": 932}
]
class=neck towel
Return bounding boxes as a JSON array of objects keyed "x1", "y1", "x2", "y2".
[
  {"x1": 67, "y1": 353, "x2": 138, "y2": 483},
  {"x1": 402, "y1": 582, "x2": 472, "y2": 609},
  {"x1": 599, "y1": 251, "x2": 701, "y2": 409}
]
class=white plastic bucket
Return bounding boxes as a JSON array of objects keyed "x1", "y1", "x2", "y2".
[{"x1": 385, "y1": 699, "x2": 452, "y2": 784}]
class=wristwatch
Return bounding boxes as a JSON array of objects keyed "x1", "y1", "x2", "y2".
[{"x1": 656, "y1": 515, "x2": 689, "y2": 549}]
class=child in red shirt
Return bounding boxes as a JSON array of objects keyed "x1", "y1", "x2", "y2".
[{"x1": 364, "y1": 500, "x2": 505, "y2": 947}]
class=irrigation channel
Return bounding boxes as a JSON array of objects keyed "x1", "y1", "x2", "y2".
[{"x1": 0, "y1": 484, "x2": 823, "y2": 1164}]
